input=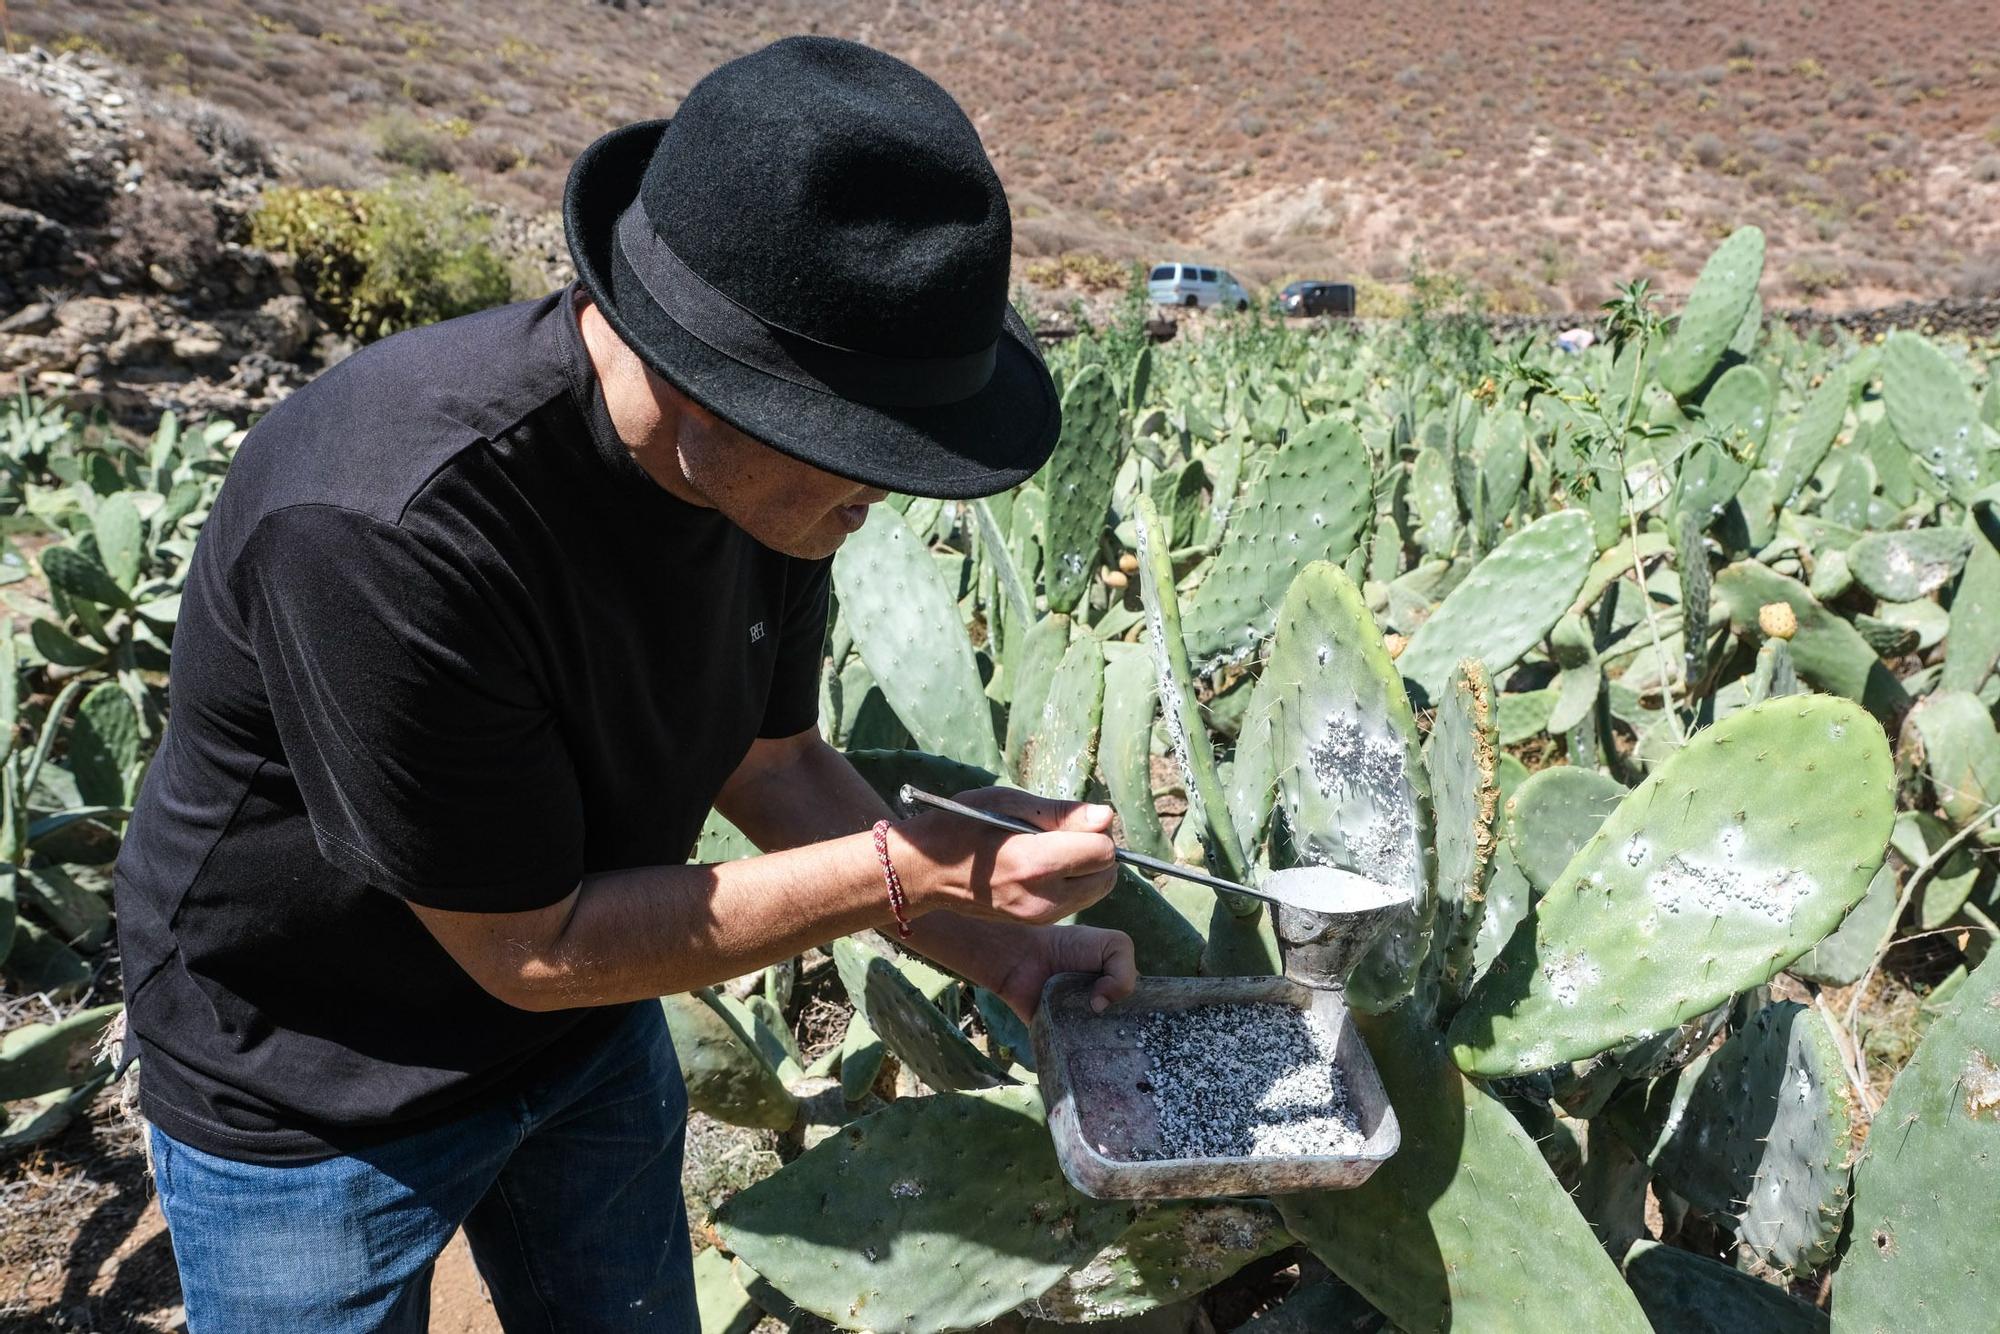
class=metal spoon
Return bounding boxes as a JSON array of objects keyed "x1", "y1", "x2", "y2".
[{"x1": 897, "y1": 786, "x2": 1418, "y2": 991}]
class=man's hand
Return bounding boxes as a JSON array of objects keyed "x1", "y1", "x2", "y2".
[
  {"x1": 971, "y1": 922, "x2": 1137, "y2": 1023},
  {"x1": 892, "y1": 787, "x2": 1119, "y2": 924}
]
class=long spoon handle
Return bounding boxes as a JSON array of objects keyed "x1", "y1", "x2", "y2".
[{"x1": 896, "y1": 785, "x2": 1274, "y2": 904}]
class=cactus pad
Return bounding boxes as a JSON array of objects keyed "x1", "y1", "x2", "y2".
[
  {"x1": 1421, "y1": 659, "x2": 1498, "y2": 1005},
  {"x1": 0, "y1": 1002, "x2": 119, "y2": 1103},
  {"x1": 1135, "y1": 496, "x2": 1249, "y2": 888},
  {"x1": 833, "y1": 508, "x2": 1003, "y2": 772},
  {"x1": 1042, "y1": 365, "x2": 1125, "y2": 614},
  {"x1": 1835, "y1": 953, "x2": 2000, "y2": 1333},
  {"x1": 715, "y1": 1086, "x2": 1128, "y2": 1334},
  {"x1": 1622, "y1": 1241, "x2": 1829, "y2": 1334},
  {"x1": 1897, "y1": 689, "x2": 2000, "y2": 830},
  {"x1": 1653, "y1": 1000, "x2": 1853, "y2": 1273},
  {"x1": 660, "y1": 990, "x2": 799, "y2": 1131},
  {"x1": 1504, "y1": 765, "x2": 1627, "y2": 897},
  {"x1": 1397, "y1": 510, "x2": 1595, "y2": 705},
  {"x1": 1449, "y1": 695, "x2": 1895, "y2": 1077},
  {"x1": 1021, "y1": 637, "x2": 1106, "y2": 801},
  {"x1": 1658, "y1": 226, "x2": 1765, "y2": 401},
  {"x1": 1847, "y1": 528, "x2": 1973, "y2": 603},
  {"x1": 1027, "y1": 1200, "x2": 1291, "y2": 1322},
  {"x1": 1941, "y1": 522, "x2": 2000, "y2": 694},
  {"x1": 1180, "y1": 420, "x2": 1372, "y2": 669},
  {"x1": 1262, "y1": 561, "x2": 1433, "y2": 1011},
  {"x1": 1882, "y1": 331, "x2": 1987, "y2": 504},
  {"x1": 1712, "y1": 561, "x2": 1910, "y2": 719},
  {"x1": 1278, "y1": 1005, "x2": 1649, "y2": 1334},
  {"x1": 833, "y1": 936, "x2": 1009, "y2": 1093},
  {"x1": 1097, "y1": 645, "x2": 1172, "y2": 861}
]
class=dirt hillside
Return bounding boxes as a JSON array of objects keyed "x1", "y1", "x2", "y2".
[{"x1": 13, "y1": 0, "x2": 2000, "y2": 309}]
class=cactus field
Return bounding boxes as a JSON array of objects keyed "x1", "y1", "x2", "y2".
[{"x1": 6, "y1": 229, "x2": 2000, "y2": 1327}]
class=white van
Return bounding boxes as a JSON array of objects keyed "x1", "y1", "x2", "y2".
[{"x1": 1147, "y1": 262, "x2": 1250, "y2": 311}]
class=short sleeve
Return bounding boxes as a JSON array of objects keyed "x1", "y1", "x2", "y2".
[
  {"x1": 758, "y1": 556, "x2": 832, "y2": 739},
  {"x1": 234, "y1": 504, "x2": 584, "y2": 911}
]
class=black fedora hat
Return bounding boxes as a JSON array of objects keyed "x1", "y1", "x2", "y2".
[{"x1": 564, "y1": 36, "x2": 1059, "y2": 501}]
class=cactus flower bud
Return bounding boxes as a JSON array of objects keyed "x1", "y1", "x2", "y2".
[
  {"x1": 1101, "y1": 568, "x2": 1129, "y2": 589},
  {"x1": 1118, "y1": 552, "x2": 1139, "y2": 574}
]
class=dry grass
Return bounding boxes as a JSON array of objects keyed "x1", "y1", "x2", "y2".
[{"x1": 14, "y1": 0, "x2": 1999, "y2": 305}]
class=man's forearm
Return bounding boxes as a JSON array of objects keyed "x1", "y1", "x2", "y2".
[
  {"x1": 714, "y1": 736, "x2": 1030, "y2": 988},
  {"x1": 521, "y1": 831, "x2": 905, "y2": 1007}
]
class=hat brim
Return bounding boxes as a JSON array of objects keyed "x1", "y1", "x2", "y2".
[{"x1": 564, "y1": 121, "x2": 1060, "y2": 502}]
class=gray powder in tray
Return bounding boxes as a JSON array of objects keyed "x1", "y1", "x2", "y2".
[{"x1": 1135, "y1": 1002, "x2": 1365, "y2": 1159}]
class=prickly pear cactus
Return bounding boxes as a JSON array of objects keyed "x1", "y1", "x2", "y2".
[
  {"x1": 1942, "y1": 512, "x2": 2000, "y2": 695},
  {"x1": 693, "y1": 1246, "x2": 762, "y2": 1334},
  {"x1": 1097, "y1": 645, "x2": 1172, "y2": 861},
  {"x1": 1396, "y1": 509, "x2": 1596, "y2": 705},
  {"x1": 1834, "y1": 953, "x2": 2000, "y2": 1332},
  {"x1": 1278, "y1": 1006, "x2": 1650, "y2": 1334},
  {"x1": 1623, "y1": 1241, "x2": 1829, "y2": 1334},
  {"x1": 1503, "y1": 765, "x2": 1627, "y2": 897},
  {"x1": 1134, "y1": 495, "x2": 1250, "y2": 889},
  {"x1": 1882, "y1": 331, "x2": 1987, "y2": 504},
  {"x1": 1409, "y1": 445, "x2": 1460, "y2": 556},
  {"x1": 660, "y1": 990, "x2": 799, "y2": 1131},
  {"x1": 0, "y1": 1003, "x2": 119, "y2": 1103},
  {"x1": 838, "y1": 1008, "x2": 887, "y2": 1104},
  {"x1": 832, "y1": 507, "x2": 1003, "y2": 772},
  {"x1": 1548, "y1": 612, "x2": 1604, "y2": 738},
  {"x1": 1653, "y1": 1000, "x2": 1853, "y2": 1273},
  {"x1": 1846, "y1": 528, "x2": 1974, "y2": 603},
  {"x1": 715, "y1": 1086, "x2": 1129, "y2": 1334},
  {"x1": 832, "y1": 937, "x2": 1010, "y2": 1094},
  {"x1": 1449, "y1": 696, "x2": 1894, "y2": 1077},
  {"x1": 1262, "y1": 561, "x2": 1434, "y2": 1011},
  {"x1": 1020, "y1": 637, "x2": 1105, "y2": 801},
  {"x1": 1180, "y1": 420, "x2": 1372, "y2": 670},
  {"x1": 1657, "y1": 225, "x2": 1765, "y2": 401},
  {"x1": 1006, "y1": 614, "x2": 1075, "y2": 778},
  {"x1": 1042, "y1": 364, "x2": 1124, "y2": 615},
  {"x1": 1771, "y1": 367, "x2": 1851, "y2": 510},
  {"x1": 1897, "y1": 689, "x2": 2000, "y2": 830},
  {"x1": 1026, "y1": 1200, "x2": 1291, "y2": 1323},
  {"x1": 1420, "y1": 659, "x2": 1497, "y2": 1006},
  {"x1": 1712, "y1": 562, "x2": 1910, "y2": 719},
  {"x1": 1788, "y1": 861, "x2": 1897, "y2": 988}
]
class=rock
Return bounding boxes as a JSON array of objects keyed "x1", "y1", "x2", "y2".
[
  {"x1": 147, "y1": 262, "x2": 184, "y2": 293},
  {"x1": 0, "y1": 204, "x2": 73, "y2": 274},
  {"x1": 0, "y1": 303, "x2": 56, "y2": 335},
  {"x1": 2, "y1": 335, "x2": 71, "y2": 375},
  {"x1": 55, "y1": 297, "x2": 122, "y2": 341},
  {"x1": 170, "y1": 333, "x2": 225, "y2": 361},
  {"x1": 36, "y1": 370, "x2": 78, "y2": 389}
]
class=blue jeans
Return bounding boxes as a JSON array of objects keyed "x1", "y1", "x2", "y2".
[{"x1": 150, "y1": 1002, "x2": 696, "y2": 1333}]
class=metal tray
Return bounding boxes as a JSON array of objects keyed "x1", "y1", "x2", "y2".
[{"x1": 1032, "y1": 973, "x2": 1400, "y2": 1200}]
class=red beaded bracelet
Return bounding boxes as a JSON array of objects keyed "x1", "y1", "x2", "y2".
[{"x1": 871, "y1": 819, "x2": 913, "y2": 939}]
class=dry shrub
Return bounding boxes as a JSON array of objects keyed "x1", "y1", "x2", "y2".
[
  {"x1": 103, "y1": 182, "x2": 223, "y2": 289},
  {"x1": 0, "y1": 83, "x2": 108, "y2": 223},
  {"x1": 370, "y1": 111, "x2": 456, "y2": 174},
  {"x1": 1021, "y1": 253, "x2": 1132, "y2": 293},
  {"x1": 1950, "y1": 253, "x2": 2000, "y2": 299}
]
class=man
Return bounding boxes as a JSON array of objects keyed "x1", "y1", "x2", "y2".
[{"x1": 116, "y1": 36, "x2": 1135, "y2": 1331}]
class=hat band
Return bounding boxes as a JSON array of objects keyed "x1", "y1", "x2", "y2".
[{"x1": 614, "y1": 201, "x2": 998, "y2": 409}]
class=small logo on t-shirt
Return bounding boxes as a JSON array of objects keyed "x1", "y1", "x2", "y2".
[{"x1": 749, "y1": 621, "x2": 767, "y2": 643}]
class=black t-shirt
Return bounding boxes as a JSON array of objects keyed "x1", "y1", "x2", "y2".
[{"x1": 115, "y1": 284, "x2": 831, "y2": 1164}]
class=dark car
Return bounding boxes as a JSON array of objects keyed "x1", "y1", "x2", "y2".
[{"x1": 1279, "y1": 281, "x2": 1357, "y2": 318}]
